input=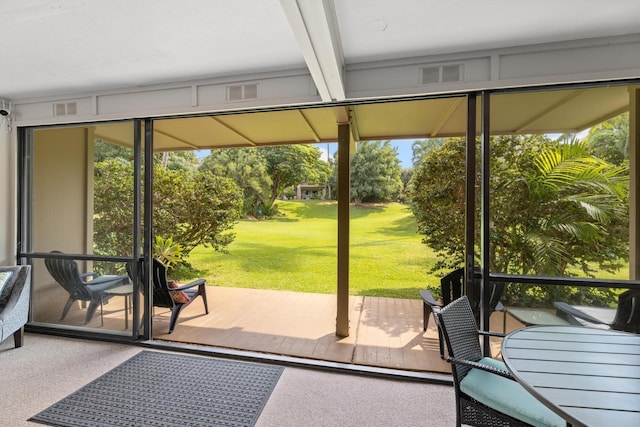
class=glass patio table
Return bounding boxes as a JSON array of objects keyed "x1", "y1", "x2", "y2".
[{"x1": 502, "y1": 325, "x2": 640, "y2": 427}]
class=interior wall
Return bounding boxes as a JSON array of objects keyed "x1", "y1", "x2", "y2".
[
  {"x1": 31, "y1": 127, "x2": 91, "y2": 321},
  {"x1": 0, "y1": 124, "x2": 15, "y2": 265}
]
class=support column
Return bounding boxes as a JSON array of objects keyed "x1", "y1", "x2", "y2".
[
  {"x1": 336, "y1": 123, "x2": 350, "y2": 337},
  {"x1": 629, "y1": 87, "x2": 640, "y2": 279}
]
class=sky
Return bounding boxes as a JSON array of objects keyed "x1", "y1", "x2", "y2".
[
  {"x1": 197, "y1": 139, "x2": 416, "y2": 168},
  {"x1": 317, "y1": 139, "x2": 415, "y2": 169}
]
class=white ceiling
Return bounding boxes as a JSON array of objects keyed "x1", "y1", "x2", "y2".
[{"x1": 2, "y1": 0, "x2": 639, "y2": 100}]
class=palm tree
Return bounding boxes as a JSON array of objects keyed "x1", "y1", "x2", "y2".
[
  {"x1": 500, "y1": 138, "x2": 628, "y2": 276},
  {"x1": 585, "y1": 113, "x2": 629, "y2": 165}
]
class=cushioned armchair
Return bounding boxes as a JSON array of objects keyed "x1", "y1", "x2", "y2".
[
  {"x1": 0, "y1": 265, "x2": 31, "y2": 348},
  {"x1": 436, "y1": 296, "x2": 564, "y2": 427}
]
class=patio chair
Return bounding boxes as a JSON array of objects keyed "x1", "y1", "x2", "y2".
[
  {"x1": 129, "y1": 258, "x2": 209, "y2": 333},
  {"x1": 554, "y1": 288, "x2": 640, "y2": 333},
  {"x1": 420, "y1": 267, "x2": 506, "y2": 358},
  {"x1": 0, "y1": 265, "x2": 31, "y2": 348},
  {"x1": 44, "y1": 251, "x2": 128, "y2": 325},
  {"x1": 436, "y1": 296, "x2": 564, "y2": 427}
]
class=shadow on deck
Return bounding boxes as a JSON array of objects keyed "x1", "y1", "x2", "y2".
[{"x1": 149, "y1": 287, "x2": 517, "y2": 374}]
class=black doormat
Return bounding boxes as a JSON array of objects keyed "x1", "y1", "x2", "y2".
[{"x1": 29, "y1": 351, "x2": 284, "y2": 427}]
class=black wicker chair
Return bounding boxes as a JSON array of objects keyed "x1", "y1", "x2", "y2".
[
  {"x1": 436, "y1": 296, "x2": 564, "y2": 427},
  {"x1": 554, "y1": 288, "x2": 640, "y2": 333},
  {"x1": 421, "y1": 267, "x2": 506, "y2": 358}
]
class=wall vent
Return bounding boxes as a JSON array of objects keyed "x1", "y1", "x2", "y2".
[
  {"x1": 53, "y1": 102, "x2": 78, "y2": 116},
  {"x1": 226, "y1": 83, "x2": 258, "y2": 101},
  {"x1": 420, "y1": 64, "x2": 463, "y2": 85}
]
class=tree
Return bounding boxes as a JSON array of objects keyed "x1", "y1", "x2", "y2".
[
  {"x1": 410, "y1": 137, "x2": 467, "y2": 271},
  {"x1": 153, "y1": 166, "x2": 243, "y2": 254},
  {"x1": 410, "y1": 136, "x2": 629, "y2": 280},
  {"x1": 260, "y1": 145, "x2": 331, "y2": 205},
  {"x1": 411, "y1": 138, "x2": 445, "y2": 167},
  {"x1": 93, "y1": 159, "x2": 243, "y2": 260},
  {"x1": 158, "y1": 151, "x2": 200, "y2": 172},
  {"x1": 492, "y1": 137, "x2": 628, "y2": 277},
  {"x1": 585, "y1": 113, "x2": 629, "y2": 165},
  {"x1": 350, "y1": 141, "x2": 403, "y2": 204},
  {"x1": 399, "y1": 167, "x2": 414, "y2": 203},
  {"x1": 200, "y1": 148, "x2": 272, "y2": 216}
]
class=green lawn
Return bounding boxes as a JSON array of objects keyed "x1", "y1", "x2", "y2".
[{"x1": 188, "y1": 200, "x2": 439, "y2": 299}]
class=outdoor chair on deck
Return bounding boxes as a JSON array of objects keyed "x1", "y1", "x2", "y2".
[
  {"x1": 44, "y1": 251, "x2": 128, "y2": 325},
  {"x1": 0, "y1": 265, "x2": 31, "y2": 348},
  {"x1": 129, "y1": 258, "x2": 209, "y2": 334},
  {"x1": 420, "y1": 267, "x2": 505, "y2": 358},
  {"x1": 437, "y1": 296, "x2": 564, "y2": 427},
  {"x1": 554, "y1": 288, "x2": 640, "y2": 333}
]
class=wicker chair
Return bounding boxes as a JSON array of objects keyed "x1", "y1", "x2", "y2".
[
  {"x1": 436, "y1": 296, "x2": 564, "y2": 427},
  {"x1": 421, "y1": 267, "x2": 506, "y2": 358},
  {"x1": 0, "y1": 265, "x2": 31, "y2": 348},
  {"x1": 554, "y1": 288, "x2": 640, "y2": 333}
]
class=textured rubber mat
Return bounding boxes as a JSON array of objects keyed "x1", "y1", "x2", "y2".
[{"x1": 29, "y1": 350, "x2": 284, "y2": 427}]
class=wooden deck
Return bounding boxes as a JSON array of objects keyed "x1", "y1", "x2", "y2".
[
  {"x1": 52, "y1": 286, "x2": 524, "y2": 373},
  {"x1": 148, "y1": 287, "x2": 517, "y2": 374}
]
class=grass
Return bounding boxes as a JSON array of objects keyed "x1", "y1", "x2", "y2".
[{"x1": 188, "y1": 200, "x2": 439, "y2": 299}]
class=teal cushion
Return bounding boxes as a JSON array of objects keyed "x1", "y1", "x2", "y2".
[{"x1": 460, "y1": 357, "x2": 565, "y2": 427}]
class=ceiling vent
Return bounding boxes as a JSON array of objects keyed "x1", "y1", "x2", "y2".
[
  {"x1": 226, "y1": 83, "x2": 258, "y2": 101},
  {"x1": 53, "y1": 102, "x2": 78, "y2": 116},
  {"x1": 420, "y1": 64, "x2": 463, "y2": 85}
]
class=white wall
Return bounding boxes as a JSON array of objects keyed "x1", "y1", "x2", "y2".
[{"x1": 0, "y1": 121, "x2": 16, "y2": 265}]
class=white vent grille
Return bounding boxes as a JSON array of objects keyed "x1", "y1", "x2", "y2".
[
  {"x1": 226, "y1": 84, "x2": 258, "y2": 101},
  {"x1": 53, "y1": 102, "x2": 78, "y2": 116},
  {"x1": 420, "y1": 64, "x2": 463, "y2": 85}
]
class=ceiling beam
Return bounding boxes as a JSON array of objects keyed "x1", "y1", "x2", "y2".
[{"x1": 279, "y1": 0, "x2": 346, "y2": 102}]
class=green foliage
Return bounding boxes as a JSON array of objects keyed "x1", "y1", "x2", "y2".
[
  {"x1": 410, "y1": 135, "x2": 629, "y2": 297},
  {"x1": 93, "y1": 159, "x2": 135, "y2": 256},
  {"x1": 585, "y1": 113, "x2": 629, "y2": 165},
  {"x1": 495, "y1": 137, "x2": 628, "y2": 277},
  {"x1": 261, "y1": 145, "x2": 331, "y2": 204},
  {"x1": 152, "y1": 166, "x2": 243, "y2": 254},
  {"x1": 411, "y1": 138, "x2": 445, "y2": 167},
  {"x1": 93, "y1": 159, "x2": 243, "y2": 260},
  {"x1": 201, "y1": 145, "x2": 330, "y2": 216},
  {"x1": 156, "y1": 151, "x2": 200, "y2": 172},
  {"x1": 94, "y1": 139, "x2": 133, "y2": 163},
  {"x1": 153, "y1": 236, "x2": 184, "y2": 267},
  {"x1": 399, "y1": 168, "x2": 414, "y2": 203},
  {"x1": 350, "y1": 141, "x2": 403, "y2": 204},
  {"x1": 200, "y1": 148, "x2": 272, "y2": 216},
  {"x1": 409, "y1": 137, "x2": 467, "y2": 272}
]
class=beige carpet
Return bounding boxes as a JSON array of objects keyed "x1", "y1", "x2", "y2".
[{"x1": 0, "y1": 333, "x2": 457, "y2": 426}]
